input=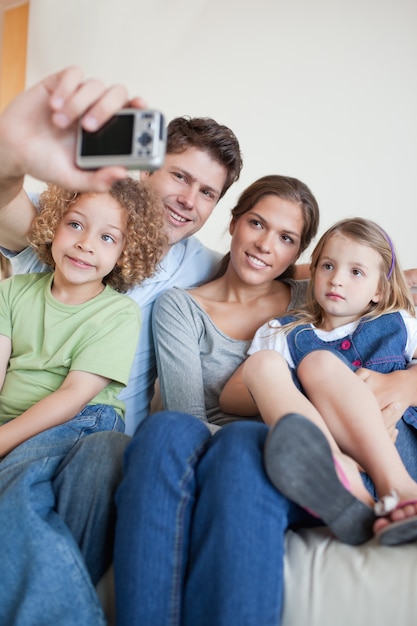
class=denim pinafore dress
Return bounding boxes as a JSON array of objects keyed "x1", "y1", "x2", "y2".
[{"x1": 279, "y1": 311, "x2": 417, "y2": 430}]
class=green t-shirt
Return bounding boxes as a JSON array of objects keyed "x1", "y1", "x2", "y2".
[{"x1": 0, "y1": 272, "x2": 141, "y2": 424}]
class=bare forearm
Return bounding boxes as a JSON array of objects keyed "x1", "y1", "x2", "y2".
[
  {"x1": 0, "y1": 175, "x2": 24, "y2": 210},
  {"x1": 0, "y1": 389, "x2": 87, "y2": 456},
  {"x1": 0, "y1": 112, "x2": 27, "y2": 218},
  {"x1": 220, "y1": 381, "x2": 258, "y2": 416},
  {"x1": 220, "y1": 363, "x2": 258, "y2": 416},
  {"x1": 0, "y1": 107, "x2": 27, "y2": 182},
  {"x1": 0, "y1": 371, "x2": 109, "y2": 456},
  {"x1": 0, "y1": 188, "x2": 38, "y2": 251},
  {"x1": 0, "y1": 118, "x2": 30, "y2": 251}
]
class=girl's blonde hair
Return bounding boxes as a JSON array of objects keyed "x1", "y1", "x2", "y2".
[
  {"x1": 28, "y1": 177, "x2": 166, "y2": 293},
  {"x1": 282, "y1": 217, "x2": 415, "y2": 331}
]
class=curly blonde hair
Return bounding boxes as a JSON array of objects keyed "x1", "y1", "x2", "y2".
[{"x1": 28, "y1": 178, "x2": 167, "y2": 293}]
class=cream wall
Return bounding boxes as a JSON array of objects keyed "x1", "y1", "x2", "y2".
[{"x1": 24, "y1": 0, "x2": 417, "y2": 267}]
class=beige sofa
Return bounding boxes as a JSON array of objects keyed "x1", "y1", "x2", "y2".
[
  {"x1": 97, "y1": 526, "x2": 417, "y2": 626},
  {"x1": 283, "y1": 527, "x2": 417, "y2": 626}
]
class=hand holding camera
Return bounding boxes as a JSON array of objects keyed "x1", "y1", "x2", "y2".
[{"x1": 0, "y1": 66, "x2": 166, "y2": 195}]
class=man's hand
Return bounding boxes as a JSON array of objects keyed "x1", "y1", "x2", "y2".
[
  {"x1": 356, "y1": 367, "x2": 413, "y2": 436},
  {"x1": 404, "y1": 268, "x2": 417, "y2": 305},
  {"x1": 382, "y1": 406, "x2": 400, "y2": 443},
  {"x1": 0, "y1": 65, "x2": 147, "y2": 192}
]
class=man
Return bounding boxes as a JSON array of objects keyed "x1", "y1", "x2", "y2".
[
  {"x1": 0, "y1": 68, "x2": 243, "y2": 434},
  {"x1": 0, "y1": 66, "x2": 242, "y2": 625}
]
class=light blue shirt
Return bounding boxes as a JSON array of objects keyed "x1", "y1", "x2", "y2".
[{"x1": 1, "y1": 192, "x2": 222, "y2": 433}]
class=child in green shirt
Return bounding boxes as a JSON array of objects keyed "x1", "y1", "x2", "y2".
[{"x1": 0, "y1": 176, "x2": 165, "y2": 454}]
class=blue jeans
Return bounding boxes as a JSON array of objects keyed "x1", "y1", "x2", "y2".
[
  {"x1": 0, "y1": 404, "x2": 126, "y2": 626},
  {"x1": 53, "y1": 429, "x2": 130, "y2": 585},
  {"x1": 114, "y1": 411, "x2": 311, "y2": 626}
]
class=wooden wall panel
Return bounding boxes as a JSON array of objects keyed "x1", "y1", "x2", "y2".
[{"x1": 0, "y1": 2, "x2": 29, "y2": 112}]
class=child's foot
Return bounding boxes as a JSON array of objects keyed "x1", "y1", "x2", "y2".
[
  {"x1": 264, "y1": 413, "x2": 376, "y2": 545},
  {"x1": 374, "y1": 497, "x2": 417, "y2": 545}
]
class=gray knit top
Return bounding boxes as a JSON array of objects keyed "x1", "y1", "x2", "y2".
[{"x1": 152, "y1": 279, "x2": 308, "y2": 427}]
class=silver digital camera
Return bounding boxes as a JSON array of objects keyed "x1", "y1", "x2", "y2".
[{"x1": 76, "y1": 108, "x2": 166, "y2": 170}]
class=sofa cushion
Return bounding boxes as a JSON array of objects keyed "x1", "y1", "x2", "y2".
[{"x1": 283, "y1": 527, "x2": 417, "y2": 626}]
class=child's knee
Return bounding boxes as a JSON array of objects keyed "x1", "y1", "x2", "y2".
[
  {"x1": 298, "y1": 350, "x2": 341, "y2": 382},
  {"x1": 211, "y1": 421, "x2": 268, "y2": 473},
  {"x1": 244, "y1": 351, "x2": 288, "y2": 383}
]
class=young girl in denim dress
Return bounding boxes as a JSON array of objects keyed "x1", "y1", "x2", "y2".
[{"x1": 221, "y1": 217, "x2": 417, "y2": 546}]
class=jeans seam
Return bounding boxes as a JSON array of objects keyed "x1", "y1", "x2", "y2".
[{"x1": 170, "y1": 438, "x2": 209, "y2": 626}]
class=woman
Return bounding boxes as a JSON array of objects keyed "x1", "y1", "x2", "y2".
[
  {"x1": 114, "y1": 176, "x2": 417, "y2": 626},
  {"x1": 114, "y1": 175, "x2": 321, "y2": 626}
]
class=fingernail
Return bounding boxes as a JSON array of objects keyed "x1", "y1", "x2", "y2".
[{"x1": 83, "y1": 116, "x2": 98, "y2": 131}]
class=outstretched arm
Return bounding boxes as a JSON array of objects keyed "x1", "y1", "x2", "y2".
[
  {"x1": 0, "y1": 65, "x2": 146, "y2": 251},
  {"x1": 0, "y1": 369, "x2": 110, "y2": 457}
]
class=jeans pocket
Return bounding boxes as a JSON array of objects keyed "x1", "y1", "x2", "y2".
[{"x1": 67, "y1": 405, "x2": 125, "y2": 438}]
